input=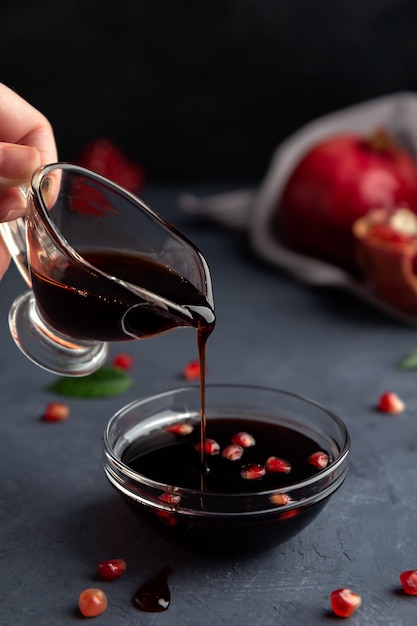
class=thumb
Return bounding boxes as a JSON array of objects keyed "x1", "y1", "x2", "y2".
[{"x1": 0, "y1": 143, "x2": 41, "y2": 187}]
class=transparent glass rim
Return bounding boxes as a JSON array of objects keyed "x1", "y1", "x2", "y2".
[{"x1": 103, "y1": 384, "x2": 351, "y2": 503}]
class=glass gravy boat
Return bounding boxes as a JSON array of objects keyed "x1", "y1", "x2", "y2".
[{"x1": 0, "y1": 163, "x2": 214, "y2": 376}]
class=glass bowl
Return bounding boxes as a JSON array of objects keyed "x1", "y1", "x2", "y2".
[{"x1": 103, "y1": 384, "x2": 350, "y2": 554}]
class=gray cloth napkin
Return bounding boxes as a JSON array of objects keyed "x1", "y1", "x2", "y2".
[{"x1": 179, "y1": 92, "x2": 417, "y2": 325}]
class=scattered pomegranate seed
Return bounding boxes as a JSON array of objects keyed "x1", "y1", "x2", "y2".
[
  {"x1": 377, "y1": 391, "x2": 405, "y2": 414},
  {"x1": 307, "y1": 451, "x2": 330, "y2": 469},
  {"x1": 182, "y1": 360, "x2": 201, "y2": 381},
  {"x1": 97, "y1": 558, "x2": 126, "y2": 581},
  {"x1": 269, "y1": 492, "x2": 293, "y2": 506},
  {"x1": 265, "y1": 456, "x2": 292, "y2": 473},
  {"x1": 400, "y1": 570, "x2": 417, "y2": 594},
  {"x1": 330, "y1": 588, "x2": 362, "y2": 618},
  {"x1": 194, "y1": 438, "x2": 220, "y2": 455},
  {"x1": 158, "y1": 492, "x2": 181, "y2": 505},
  {"x1": 164, "y1": 422, "x2": 194, "y2": 435},
  {"x1": 231, "y1": 431, "x2": 256, "y2": 448},
  {"x1": 222, "y1": 444, "x2": 244, "y2": 461},
  {"x1": 240, "y1": 463, "x2": 266, "y2": 480},
  {"x1": 78, "y1": 588, "x2": 108, "y2": 617},
  {"x1": 42, "y1": 402, "x2": 70, "y2": 422},
  {"x1": 112, "y1": 353, "x2": 134, "y2": 370}
]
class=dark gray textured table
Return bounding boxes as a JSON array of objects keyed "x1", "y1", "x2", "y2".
[{"x1": 1, "y1": 185, "x2": 417, "y2": 625}]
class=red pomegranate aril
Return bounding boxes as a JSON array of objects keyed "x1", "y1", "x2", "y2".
[
  {"x1": 353, "y1": 206, "x2": 417, "y2": 314},
  {"x1": 367, "y1": 223, "x2": 411, "y2": 243},
  {"x1": 182, "y1": 360, "x2": 200, "y2": 380},
  {"x1": 158, "y1": 492, "x2": 181, "y2": 505},
  {"x1": 279, "y1": 509, "x2": 298, "y2": 520},
  {"x1": 377, "y1": 391, "x2": 405, "y2": 414},
  {"x1": 194, "y1": 438, "x2": 220, "y2": 455},
  {"x1": 269, "y1": 492, "x2": 293, "y2": 506},
  {"x1": 231, "y1": 431, "x2": 256, "y2": 448},
  {"x1": 164, "y1": 422, "x2": 194, "y2": 435},
  {"x1": 78, "y1": 588, "x2": 108, "y2": 617},
  {"x1": 307, "y1": 451, "x2": 330, "y2": 469},
  {"x1": 265, "y1": 456, "x2": 292, "y2": 473},
  {"x1": 42, "y1": 402, "x2": 70, "y2": 422},
  {"x1": 97, "y1": 558, "x2": 126, "y2": 581},
  {"x1": 400, "y1": 570, "x2": 417, "y2": 594},
  {"x1": 240, "y1": 463, "x2": 266, "y2": 480},
  {"x1": 330, "y1": 588, "x2": 362, "y2": 618},
  {"x1": 112, "y1": 353, "x2": 134, "y2": 370},
  {"x1": 155, "y1": 509, "x2": 178, "y2": 526},
  {"x1": 222, "y1": 444, "x2": 244, "y2": 461}
]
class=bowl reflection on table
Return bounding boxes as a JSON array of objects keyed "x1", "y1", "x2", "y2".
[{"x1": 103, "y1": 385, "x2": 350, "y2": 555}]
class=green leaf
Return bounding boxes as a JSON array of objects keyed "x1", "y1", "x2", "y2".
[
  {"x1": 46, "y1": 366, "x2": 133, "y2": 398},
  {"x1": 399, "y1": 348, "x2": 417, "y2": 370}
]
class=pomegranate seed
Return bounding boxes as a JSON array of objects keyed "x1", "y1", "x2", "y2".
[
  {"x1": 368, "y1": 223, "x2": 410, "y2": 244},
  {"x1": 155, "y1": 509, "x2": 178, "y2": 526},
  {"x1": 222, "y1": 444, "x2": 244, "y2": 461},
  {"x1": 97, "y1": 558, "x2": 126, "y2": 580},
  {"x1": 279, "y1": 509, "x2": 298, "y2": 520},
  {"x1": 42, "y1": 402, "x2": 70, "y2": 422},
  {"x1": 182, "y1": 360, "x2": 200, "y2": 380},
  {"x1": 158, "y1": 492, "x2": 181, "y2": 505},
  {"x1": 112, "y1": 353, "x2": 134, "y2": 370},
  {"x1": 231, "y1": 431, "x2": 256, "y2": 448},
  {"x1": 307, "y1": 451, "x2": 330, "y2": 469},
  {"x1": 78, "y1": 588, "x2": 108, "y2": 617},
  {"x1": 269, "y1": 492, "x2": 293, "y2": 506},
  {"x1": 164, "y1": 422, "x2": 194, "y2": 435},
  {"x1": 240, "y1": 463, "x2": 266, "y2": 480},
  {"x1": 400, "y1": 570, "x2": 417, "y2": 594},
  {"x1": 194, "y1": 438, "x2": 220, "y2": 455},
  {"x1": 265, "y1": 456, "x2": 292, "y2": 473},
  {"x1": 330, "y1": 588, "x2": 362, "y2": 618},
  {"x1": 377, "y1": 391, "x2": 405, "y2": 414}
]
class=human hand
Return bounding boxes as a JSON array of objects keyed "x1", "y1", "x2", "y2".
[{"x1": 0, "y1": 82, "x2": 57, "y2": 278}]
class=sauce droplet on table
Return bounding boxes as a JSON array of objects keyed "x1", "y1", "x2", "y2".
[{"x1": 132, "y1": 566, "x2": 173, "y2": 612}]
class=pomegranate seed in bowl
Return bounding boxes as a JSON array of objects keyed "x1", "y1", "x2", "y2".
[
  {"x1": 269, "y1": 492, "x2": 293, "y2": 506},
  {"x1": 265, "y1": 456, "x2": 292, "y2": 473},
  {"x1": 222, "y1": 444, "x2": 244, "y2": 461},
  {"x1": 194, "y1": 438, "x2": 220, "y2": 455},
  {"x1": 240, "y1": 463, "x2": 266, "y2": 480},
  {"x1": 231, "y1": 431, "x2": 256, "y2": 447},
  {"x1": 164, "y1": 422, "x2": 194, "y2": 435},
  {"x1": 307, "y1": 451, "x2": 330, "y2": 469}
]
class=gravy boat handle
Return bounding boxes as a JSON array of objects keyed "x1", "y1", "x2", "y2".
[{"x1": 0, "y1": 184, "x2": 31, "y2": 286}]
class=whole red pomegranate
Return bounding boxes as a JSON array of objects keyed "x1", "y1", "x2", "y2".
[{"x1": 275, "y1": 129, "x2": 417, "y2": 270}]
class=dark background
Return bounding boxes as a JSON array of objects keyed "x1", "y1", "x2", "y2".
[{"x1": 2, "y1": 0, "x2": 417, "y2": 183}]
